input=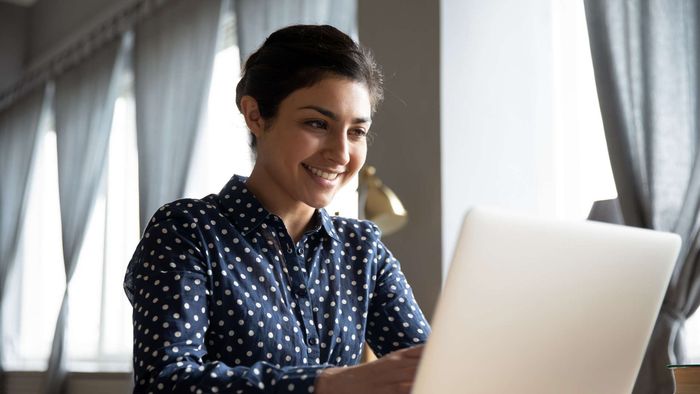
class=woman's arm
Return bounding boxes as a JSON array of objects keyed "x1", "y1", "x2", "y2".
[
  {"x1": 315, "y1": 223, "x2": 432, "y2": 394},
  {"x1": 364, "y1": 224, "x2": 431, "y2": 357}
]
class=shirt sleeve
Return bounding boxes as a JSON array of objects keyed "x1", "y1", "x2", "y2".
[
  {"x1": 124, "y1": 205, "x2": 327, "y2": 394},
  {"x1": 364, "y1": 223, "x2": 432, "y2": 357}
]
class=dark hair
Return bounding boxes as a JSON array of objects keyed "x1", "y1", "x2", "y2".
[{"x1": 235, "y1": 24, "x2": 383, "y2": 151}]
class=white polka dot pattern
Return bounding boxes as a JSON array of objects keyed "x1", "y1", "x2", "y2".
[{"x1": 123, "y1": 175, "x2": 430, "y2": 393}]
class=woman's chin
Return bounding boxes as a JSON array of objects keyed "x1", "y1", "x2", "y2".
[{"x1": 304, "y1": 194, "x2": 335, "y2": 210}]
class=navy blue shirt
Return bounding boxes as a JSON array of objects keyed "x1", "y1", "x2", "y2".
[{"x1": 124, "y1": 175, "x2": 431, "y2": 393}]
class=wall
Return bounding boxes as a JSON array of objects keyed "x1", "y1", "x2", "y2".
[
  {"x1": 440, "y1": 0, "x2": 555, "y2": 277},
  {"x1": 357, "y1": 0, "x2": 442, "y2": 320},
  {"x1": 0, "y1": 3, "x2": 28, "y2": 92}
]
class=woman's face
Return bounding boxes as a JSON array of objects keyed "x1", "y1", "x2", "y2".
[{"x1": 251, "y1": 77, "x2": 372, "y2": 210}]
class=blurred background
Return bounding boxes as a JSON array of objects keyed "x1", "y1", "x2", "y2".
[{"x1": 0, "y1": 0, "x2": 698, "y2": 393}]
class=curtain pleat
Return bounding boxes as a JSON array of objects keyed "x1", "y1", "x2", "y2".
[
  {"x1": 134, "y1": 0, "x2": 222, "y2": 232},
  {"x1": 0, "y1": 87, "x2": 47, "y2": 380},
  {"x1": 43, "y1": 35, "x2": 128, "y2": 394}
]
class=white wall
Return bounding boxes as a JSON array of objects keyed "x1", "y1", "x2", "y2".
[{"x1": 441, "y1": 0, "x2": 555, "y2": 276}]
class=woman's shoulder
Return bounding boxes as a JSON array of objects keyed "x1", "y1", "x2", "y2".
[
  {"x1": 326, "y1": 213, "x2": 383, "y2": 242},
  {"x1": 147, "y1": 196, "x2": 221, "y2": 223}
]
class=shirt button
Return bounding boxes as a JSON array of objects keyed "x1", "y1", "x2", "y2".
[
  {"x1": 296, "y1": 247, "x2": 303, "y2": 255},
  {"x1": 308, "y1": 337, "x2": 319, "y2": 346},
  {"x1": 295, "y1": 288, "x2": 308, "y2": 297},
  {"x1": 286, "y1": 245, "x2": 293, "y2": 254}
]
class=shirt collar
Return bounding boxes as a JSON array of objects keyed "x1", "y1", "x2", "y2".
[
  {"x1": 217, "y1": 174, "x2": 341, "y2": 242},
  {"x1": 217, "y1": 175, "x2": 270, "y2": 234},
  {"x1": 317, "y1": 208, "x2": 341, "y2": 242}
]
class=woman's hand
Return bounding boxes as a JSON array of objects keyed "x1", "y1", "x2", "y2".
[{"x1": 315, "y1": 345, "x2": 425, "y2": 394}]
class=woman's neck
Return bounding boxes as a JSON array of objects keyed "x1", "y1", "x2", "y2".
[
  {"x1": 281, "y1": 208, "x2": 316, "y2": 243},
  {"x1": 245, "y1": 169, "x2": 315, "y2": 242}
]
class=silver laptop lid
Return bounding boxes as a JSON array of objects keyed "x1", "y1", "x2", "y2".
[{"x1": 413, "y1": 207, "x2": 681, "y2": 394}]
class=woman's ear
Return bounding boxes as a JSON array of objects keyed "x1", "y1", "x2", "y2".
[{"x1": 240, "y1": 96, "x2": 265, "y2": 137}]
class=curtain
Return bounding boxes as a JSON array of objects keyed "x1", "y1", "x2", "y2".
[
  {"x1": 43, "y1": 36, "x2": 128, "y2": 394},
  {"x1": 235, "y1": 0, "x2": 357, "y2": 62},
  {"x1": 134, "y1": 0, "x2": 222, "y2": 232},
  {"x1": 0, "y1": 87, "x2": 47, "y2": 381},
  {"x1": 584, "y1": 1, "x2": 700, "y2": 392}
]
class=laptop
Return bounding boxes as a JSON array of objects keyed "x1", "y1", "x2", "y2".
[{"x1": 412, "y1": 207, "x2": 681, "y2": 394}]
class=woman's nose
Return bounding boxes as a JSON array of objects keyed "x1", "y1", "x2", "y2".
[{"x1": 324, "y1": 131, "x2": 350, "y2": 165}]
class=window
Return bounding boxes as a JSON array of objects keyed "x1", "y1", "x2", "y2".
[
  {"x1": 686, "y1": 306, "x2": 700, "y2": 362},
  {"x1": 550, "y1": 0, "x2": 616, "y2": 220},
  {"x1": 184, "y1": 20, "x2": 252, "y2": 198},
  {"x1": 2, "y1": 126, "x2": 65, "y2": 370},
  {"x1": 2, "y1": 78, "x2": 139, "y2": 372},
  {"x1": 65, "y1": 84, "x2": 139, "y2": 371}
]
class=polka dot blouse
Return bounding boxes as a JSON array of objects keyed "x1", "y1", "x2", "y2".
[{"x1": 123, "y1": 175, "x2": 431, "y2": 393}]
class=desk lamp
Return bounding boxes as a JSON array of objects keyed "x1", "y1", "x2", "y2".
[{"x1": 358, "y1": 165, "x2": 408, "y2": 236}]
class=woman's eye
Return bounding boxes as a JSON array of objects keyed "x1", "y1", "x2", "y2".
[
  {"x1": 306, "y1": 120, "x2": 327, "y2": 129},
  {"x1": 350, "y1": 128, "x2": 368, "y2": 138}
]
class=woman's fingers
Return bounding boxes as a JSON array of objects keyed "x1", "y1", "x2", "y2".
[
  {"x1": 373, "y1": 350, "x2": 422, "y2": 384},
  {"x1": 315, "y1": 346, "x2": 426, "y2": 394},
  {"x1": 382, "y1": 345, "x2": 424, "y2": 364},
  {"x1": 391, "y1": 344, "x2": 425, "y2": 358},
  {"x1": 390, "y1": 381, "x2": 414, "y2": 394},
  {"x1": 386, "y1": 365, "x2": 419, "y2": 383}
]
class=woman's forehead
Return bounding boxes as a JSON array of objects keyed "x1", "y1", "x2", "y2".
[{"x1": 282, "y1": 77, "x2": 372, "y2": 119}]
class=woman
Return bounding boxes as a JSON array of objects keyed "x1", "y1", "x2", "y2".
[{"x1": 124, "y1": 24, "x2": 430, "y2": 394}]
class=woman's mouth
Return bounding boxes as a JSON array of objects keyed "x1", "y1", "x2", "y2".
[{"x1": 302, "y1": 163, "x2": 341, "y2": 181}]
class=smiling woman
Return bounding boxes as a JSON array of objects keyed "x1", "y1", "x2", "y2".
[
  {"x1": 123, "y1": 25, "x2": 431, "y2": 394},
  {"x1": 241, "y1": 78, "x2": 370, "y2": 237}
]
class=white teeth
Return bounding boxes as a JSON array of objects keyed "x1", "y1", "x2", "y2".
[{"x1": 305, "y1": 164, "x2": 340, "y2": 180}]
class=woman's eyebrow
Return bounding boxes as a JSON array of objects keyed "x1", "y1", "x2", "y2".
[{"x1": 298, "y1": 105, "x2": 370, "y2": 124}]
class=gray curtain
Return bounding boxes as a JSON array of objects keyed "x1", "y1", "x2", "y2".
[
  {"x1": 585, "y1": 1, "x2": 700, "y2": 392},
  {"x1": 235, "y1": 0, "x2": 357, "y2": 62},
  {"x1": 134, "y1": 0, "x2": 222, "y2": 231},
  {"x1": 43, "y1": 36, "x2": 128, "y2": 394},
  {"x1": 0, "y1": 87, "x2": 47, "y2": 378}
]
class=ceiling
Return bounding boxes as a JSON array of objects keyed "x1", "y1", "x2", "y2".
[{"x1": 0, "y1": 0, "x2": 38, "y2": 6}]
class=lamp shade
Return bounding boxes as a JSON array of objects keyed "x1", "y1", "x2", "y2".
[{"x1": 359, "y1": 166, "x2": 408, "y2": 235}]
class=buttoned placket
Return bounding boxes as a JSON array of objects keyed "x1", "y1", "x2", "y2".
[
  {"x1": 271, "y1": 221, "x2": 322, "y2": 365},
  {"x1": 297, "y1": 235, "x2": 324, "y2": 362}
]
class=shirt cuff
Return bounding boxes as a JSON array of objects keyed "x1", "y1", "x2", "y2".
[{"x1": 275, "y1": 365, "x2": 330, "y2": 393}]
